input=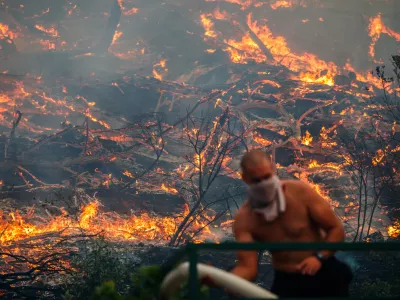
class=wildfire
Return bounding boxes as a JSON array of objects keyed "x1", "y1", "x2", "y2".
[
  {"x1": 0, "y1": 22, "x2": 18, "y2": 40},
  {"x1": 200, "y1": 9, "x2": 396, "y2": 89},
  {"x1": 308, "y1": 160, "x2": 340, "y2": 171},
  {"x1": 35, "y1": 25, "x2": 59, "y2": 38},
  {"x1": 0, "y1": 0, "x2": 398, "y2": 255},
  {"x1": 200, "y1": 14, "x2": 217, "y2": 38},
  {"x1": 117, "y1": 0, "x2": 139, "y2": 15},
  {"x1": 301, "y1": 130, "x2": 313, "y2": 146},
  {"x1": 218, "y1": 13, "x2": 339, "y2": 85},
  {"x1": 0, "y1": 198, "x2": 218, "y2": 246},
  {"x1": 296, "y1": 173, "x2": 339, "y2": 207},
  {"x1": 319, "y1": 126, "x2": 338, "y2": 148},
  {"x1": 297, "y1": 71, "x2": 335, "y2": 86},
  {"x1": 368, "y1": 13, "x2": 400, "y2": 59},
  {"x1": 175, "y1": 164, "x2": 191, "y2": 179},
  {"x1": 372, "y1": 148, "x2": 386, "y2": 166},
  {"x1": 253, "y1": 133, "x2": 272, "y2": 146},
  {"x1": 124, "y1": 7, "x2": 139, "y2": 15},
  {"x1": 270, "y1": 0, "x2": 293, "y2": 10},
  {"x1": 153, "y1": 59, "x2": 168, "y2": 81},
  {"x1": 160, "y1": 183, "x2": 178, "y2": 194},
  {"x1": 123, "y1": 170, "x2": 135, "y2": 178},
  {"x1": 387, "y1": 219, "x2": 400, "y2": 238},
  {"x1": 111, "y1": 30, "x2": 123, "y2": 46}
]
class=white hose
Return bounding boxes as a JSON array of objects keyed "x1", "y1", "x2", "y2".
[{"x1": 160, "y1": 262, "x2": 278, "y2": 299}]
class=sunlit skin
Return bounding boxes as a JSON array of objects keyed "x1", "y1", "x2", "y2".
[{"x1": 230, "y1": 150, "x2": 345, "y2": 281}]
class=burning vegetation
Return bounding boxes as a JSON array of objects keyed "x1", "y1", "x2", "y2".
[{"x1": 0, "y1": 0, "x2": 400, "y2": 298}]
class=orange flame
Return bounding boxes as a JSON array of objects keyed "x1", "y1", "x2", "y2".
[
  {"x1": 301, "y1": 130, "x2": 313, "y2": 146},
  {"x1": 160, "y1": 184, "x2": 178, "y2": 194},
  {"x1": 219, "y1": 13, "x2": 338, "y2": 86},
  {"x1": 270, "y1": 1, "x2": 293, "y2": 10},
  {"x1": 388, "y1": 220, "x2": 400, "y2": 238},
  {"x1": 35, "y1": 25, "x2": 59, "y2": 38},
  {"x1": 368, "y1": 13, "x2": 400, "y2": 59},
  {"x1": 153, "y1": 59, "x2": 168, "y2": 80},
  {"x1": 0, "y1": 199, "x2": 219, "y2": 245},
  {"x1": 201, "y1": 14, "x2": 217, "y2": 38},
  {"x1": 0, "y1": 22, "x2": 18, "y2": 40}
]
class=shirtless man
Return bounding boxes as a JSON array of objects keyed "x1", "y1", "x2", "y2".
[{"x1": 230, "y1": 150, "x2": 353, "y2": 298}]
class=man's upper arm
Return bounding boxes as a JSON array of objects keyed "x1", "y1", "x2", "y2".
[
  {"x1": 301, "y1": 183, "x2": 344, "y2": 234},
  {"x1": 233, "y1": 212, "x2": 258, "y2": 269}
]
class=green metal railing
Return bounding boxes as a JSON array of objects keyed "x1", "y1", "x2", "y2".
[{"x1": 181, "y1": 242, "x2": 400, "y2": 300}]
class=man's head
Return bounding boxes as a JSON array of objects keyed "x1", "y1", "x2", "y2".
[{"x1": 240, "y1": 150, "x2": 276, "y2": 185}]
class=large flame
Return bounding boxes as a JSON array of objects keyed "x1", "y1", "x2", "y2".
[
  {"x1": 0, "y1": 199, "x2": 219, "y2": 246},
  {"x1": 215, "y1": 13, "x2": 339, "y2": 86},
  {"x1": 368, "y1": 13, "x2": 400, "y2": 59}
]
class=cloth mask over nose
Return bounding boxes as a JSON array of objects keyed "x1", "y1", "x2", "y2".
[{"x1": 247, "y1": 175, "x2": 286, "y2": 221}]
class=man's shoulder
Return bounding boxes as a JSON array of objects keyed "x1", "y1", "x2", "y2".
[
  {"x1": 282, "y1": 179, "x2": 310, "y2": 192},
  {"x1": 282, "y1": 179, "x2": 314, "y2": 203}
]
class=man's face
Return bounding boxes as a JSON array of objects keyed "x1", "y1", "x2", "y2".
[{"x1": 241, "y1": 159, "x2": 275, "y2": 185}]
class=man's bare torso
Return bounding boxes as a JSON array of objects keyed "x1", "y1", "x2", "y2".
[{"x1": 238, "y1": 180, "x2": 324, "y2": 273}]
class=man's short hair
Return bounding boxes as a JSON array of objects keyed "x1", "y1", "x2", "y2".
[{"x1": 240, "y1": 149, "x2": 272, "y2": 172}]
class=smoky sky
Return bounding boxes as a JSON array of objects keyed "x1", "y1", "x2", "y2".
[{"x1": 1, "y1": 0, "x2": 399, "y2": 79}]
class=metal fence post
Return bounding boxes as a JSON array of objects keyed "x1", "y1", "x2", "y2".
[{"x1": 188, "y1": 245, "x2": 200, "y2": 300}]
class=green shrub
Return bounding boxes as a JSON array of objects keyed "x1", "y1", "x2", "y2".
[
  {"x1": 92, "y1": 265, "x2": 209, "y2": 300},
  {"x1": 63, "y1": 237, "x2": 132, "y2": 300}
]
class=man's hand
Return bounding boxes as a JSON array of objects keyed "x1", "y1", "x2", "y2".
[{"x1": 296, "y1": 256, "x2": 322, "y2": 275}]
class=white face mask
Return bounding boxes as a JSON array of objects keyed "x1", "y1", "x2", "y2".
[{"x1": 247, "y1": 175, "x2": 286, "y2": 221}]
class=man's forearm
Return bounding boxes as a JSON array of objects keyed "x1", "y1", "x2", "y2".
[
  {"x1": 321, "y1": 226, "x2": 345, "y2": 257},
  {"x1": 231, "y1": 265, "x2": 257, "y2": 281}
]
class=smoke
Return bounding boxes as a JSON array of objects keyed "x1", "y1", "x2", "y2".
[{"x1": 1, "y1": 0, "x2": 399, "y2": 79}]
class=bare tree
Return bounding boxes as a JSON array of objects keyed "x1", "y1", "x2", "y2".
[
  {"x1": 337, "y1": 55, "x2": 400, "y2": 241},
  {"x1": 169, "y1": 109, "x2": 243, "y2": 246}
]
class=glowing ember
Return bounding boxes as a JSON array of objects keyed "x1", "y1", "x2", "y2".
[
  {"x1": 301, "y1": 130, "x2": 313, "y2": 146},
  {"x1": 372, "y1": 148, "x2": 385, "y2": 166},
  {"x1": 160, "y1": 183, "x2": 178, "y2": 194},
  {"x1": 35, "y1": 25, "x2": 59, "y2": 38},
  {"x1": 123, "y1": 170, "x2": 135, "y2": 178},
  {"x1": 124, "y1": 7, "x2": 139, "y2": 15},
  {"x1": 153, "y1": 59, "x2": 169, "y2": 81},
  {"x1": 111, "y1": 30, "x2": 124, "y2": 46},
  {"x1": 253, "y1": 133, "x2": 272, "y2": 146},
  {"x1": 200, "y1": 14, "x2": 217, "y2": 38},
  {"x1": 270, "y1": 1, "x2": 292, "y2": 10},
  {"x1": 388, "y1": 219, "x2": 400, "y2": 238},
  {"x1": 0, "y1": 22, "x2": 18, "y2": 40},
  {"x1": 319, "y1": 126, "x2": 338, "y2": 148}
]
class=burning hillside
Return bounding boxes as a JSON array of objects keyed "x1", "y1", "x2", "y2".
[{"x1": 0, "y1": 0, "x2": 400, "y2": 297}]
